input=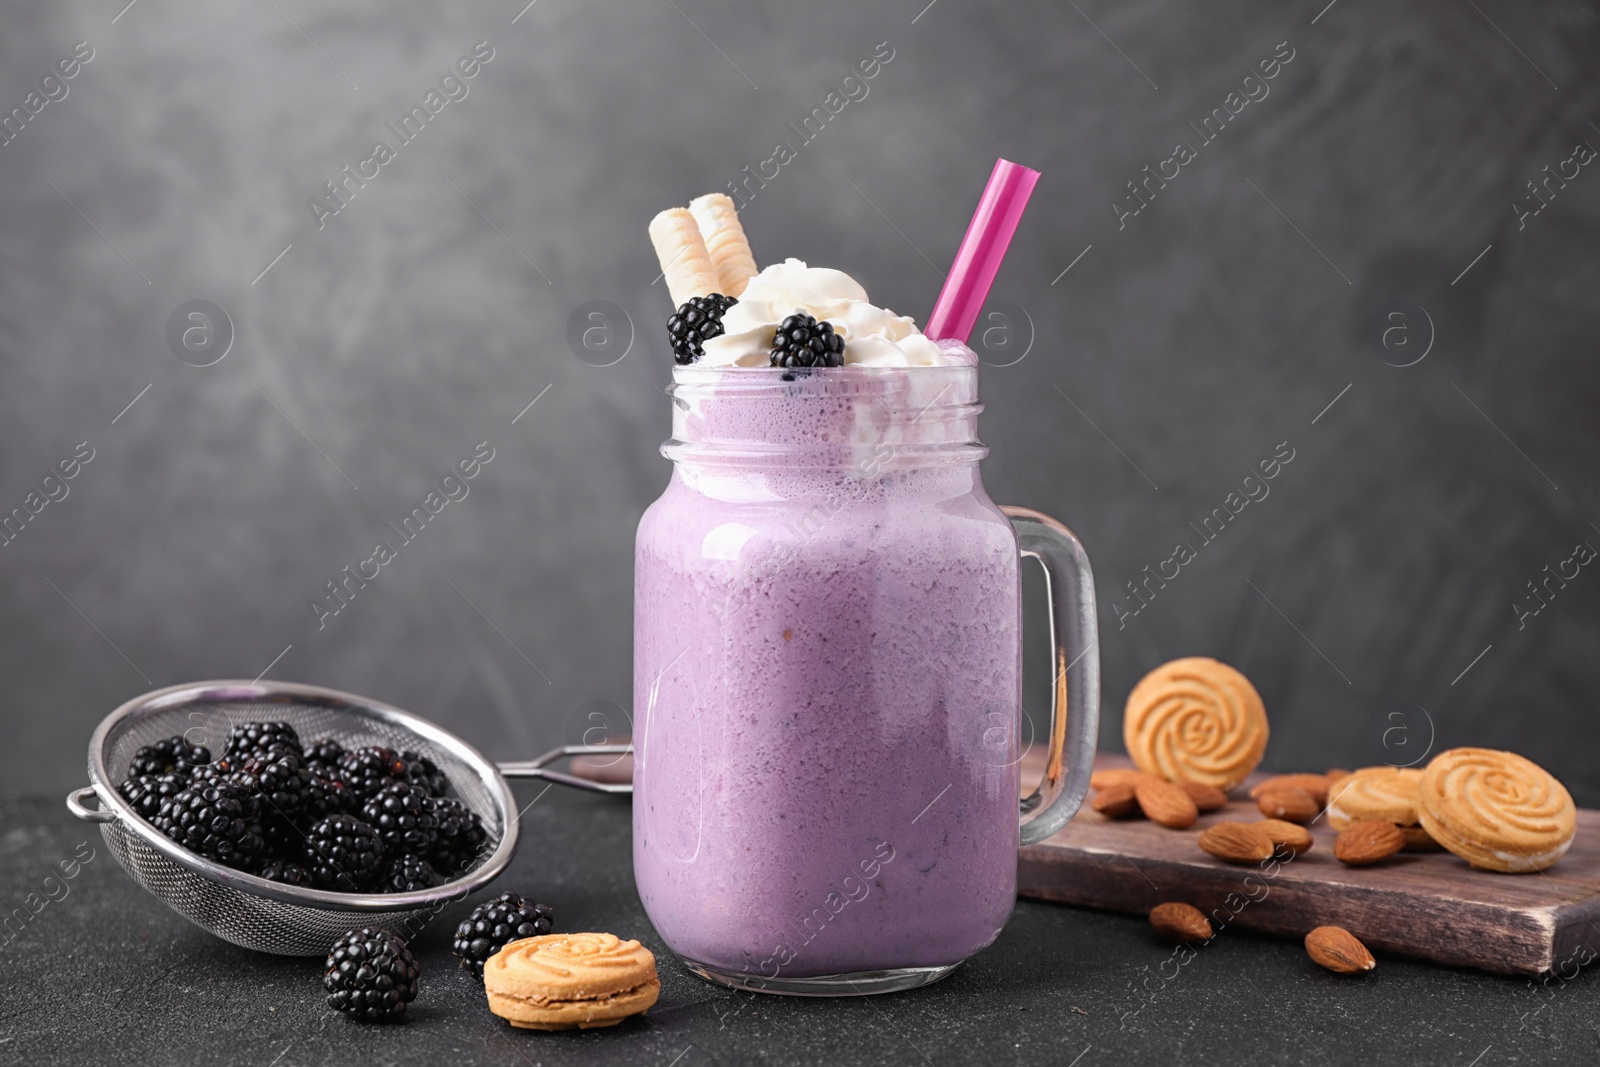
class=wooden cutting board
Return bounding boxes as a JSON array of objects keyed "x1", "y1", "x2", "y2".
[{"x1": 1018, "y1": 754, "x2": 1600, "y2": 975}]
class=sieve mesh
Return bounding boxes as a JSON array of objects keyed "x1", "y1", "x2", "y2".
[{"x1": 84, "y1": 683, "x2": 518, "y2": 956}]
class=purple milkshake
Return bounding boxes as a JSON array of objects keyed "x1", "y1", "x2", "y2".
[
  {"x1": 635, "y1": 357, "x2": 1018, "y2": 974},
  {"x1": 635, "y1": 254, "x2": 1099, "y2": 995}
]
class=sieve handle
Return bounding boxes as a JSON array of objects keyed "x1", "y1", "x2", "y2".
[
  {"x1": 67, "y1": 786, "x2": 117, "y2": 823},
  {"x1": 498, "y1": 743, "x2": 633, "y2": 795}
]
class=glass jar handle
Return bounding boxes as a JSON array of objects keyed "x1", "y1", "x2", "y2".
[{"x1": 1003, "y1": 505, "x2": 1100, "y2": 846}]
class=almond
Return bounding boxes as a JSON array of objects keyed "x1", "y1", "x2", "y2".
[
  {"x1": 1256, "y1": 786, "x2": 1320, "y2": 824},
  {"x1": 1178, "y1": 780, "x2": 1229, "y2": 813},
  {"x1": 1091, "y1": 782, "x2": 1141, "y2": 819},
  {"x1": 1304, "y1": 925, "x2": 1376, "y2": 973},
  {"x1": 1249, "y1": 773, "x2": 1331, "y2": 806},
  {"x1": 1090, "y1": 767, "x2": 1150, "y2": 790},
  {"x1": 1149, "y1": 902, "x2": 1212, "y2": 943},
  {"x1": 1198, "y1": 821, "x2": 1275, "y2": 864},
  {"x1": 1135, "y1": 779, "x2": 1200, "y2": 829},
  {"x1": 1335, "y1": 820, "x2": 1406, "y2": 865},
  {"x1": 1257, "y1": 818, "x2": 1314, "y2": 857}
]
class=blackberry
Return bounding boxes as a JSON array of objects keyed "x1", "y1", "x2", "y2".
[
  {"x1": 187, "y1": 764, "x2": 248, "y2": 800},
  {"x1": 667, "y1": 294, "x2": 737, "y2": 364},
  {"x1": 305, "y1": 740, "x2": 345, "y2": 789},
  {"x1": 399, "y1": 750, "x2": 449, "y2": 797},
  {"x1": 152, "y1": 782, "x2": 264, "y2": 869},
  {"x1": 223, "y1": 721, "x2": 303, "y2": 761},
  {"x1": 128, "y1": 736, "x2": 212, "y2": 778},
  {"x1": 303, "y1": 815, "x2": 386, "y2": 892},
  {"x1": 338, "y1": 746, "x2": 410, "y2": 802},
  {"x1": 769, "y1": 312, "x2": 845, "y2": 368},
  {"x1": 119, "y1": 772, "x2": 188, "y2": 820},
  {"x1": 429, "y1": 797, "x2": 490, "y2": 876},
  {"x1": 360, "y1": 782, "x2": 438, "y2": 856},
  {"x1": 380, "y1": 855, "x2": 441, "y2": 894},
  {"x1": 305, "y1": 738, "x2": 345, "y2": 766},
  {"x1": 452, "y1": 892, "x2": 554, "y2": 978},
  {"x1": 189, "y1": 751, "x2": 245, "y2": 781},
  {"x1": 324, "y1": 927, "x2": 419, "y2": 1022},
  {"x1": 189, "y1": 759, "x2": 269, "y2": 814},
  {"x1": 240, "y1": 748, "x2": 310, "y2": 821},
  {"x1": 260, "y1": 859, "x2": 314, "y2": 887},
  {"x1": 305, "y1": 771, "x2": 355, "y2": 820},
  {"x1": 186, "y1": 764, "x2": 302, "y2": 862}
]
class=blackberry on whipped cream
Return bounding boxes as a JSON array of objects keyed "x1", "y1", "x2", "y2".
[{"x1": 768, "y1": 312, "x2": 844, "y2": 368}]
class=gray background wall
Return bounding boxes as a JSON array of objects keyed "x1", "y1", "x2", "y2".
[{"x1": 2, "y1": 0, "x2": 1596, "y2": 801}]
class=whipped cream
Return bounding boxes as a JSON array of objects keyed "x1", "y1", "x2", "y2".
[{"x1": 699, "y1": 259, "x2": 957, "y2": 367}]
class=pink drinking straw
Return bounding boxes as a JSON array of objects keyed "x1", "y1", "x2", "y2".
[{"x1": 924, "y1": 158, "x2": 1042, "y2": 344}]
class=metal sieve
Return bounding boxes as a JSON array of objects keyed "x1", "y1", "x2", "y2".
[{"x1": 65, "y1": 680, "x2": 630, "y2": 956}]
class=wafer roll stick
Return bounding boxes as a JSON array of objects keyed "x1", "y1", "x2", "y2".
[
  {"x1": 689, "y1": 193, "x2": 759, "y2": 297},
  {"x1": 649, "y1": 208, "x2": 721, "y2": 306}
]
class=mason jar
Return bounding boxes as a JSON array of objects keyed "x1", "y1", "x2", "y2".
[{"x1": 633, "y1": 361, "x2": 1099, "y2": 995}]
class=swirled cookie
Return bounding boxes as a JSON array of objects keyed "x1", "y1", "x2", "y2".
[
  {"x1": 1327, "y1": 767, "x2": 1424, "y2": 829},
  {"x1": 484, "y1": 932, "x2": 660, "y2": 1030},
  {"x1": 1326, "y1": 766, "x2": 1445, "y2": 850},
  {"x1": 1123, "y1": 657, "x2": 1268, "y2": 790},
  {"x1": 1418, "y1": 748, "x2": 1576, "y2": 873}
]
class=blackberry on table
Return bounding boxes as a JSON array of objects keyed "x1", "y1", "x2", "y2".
[
  {"x1": 769, "y1": 312, "x2": 845, "y2": 368},
  {"x1": 118, "y1": 772, "x2": 188, "y2": 820},
  {"x1": 260, "y1": 859, "x2": 314, "y2": 887},
  {"x1": 303, "y1": 815, "x2": 386, "y2": 892},
  {"x1": 324, "y1": 927, "x2": 419, "y2": 1022},
  {"x1": 152, "y1": 782, "x2": 264, "y2": 869},
  {"x1": 452, "y1": 892, "x2": 554, "y2": 978},
  {"x1": 223, "y1": 721, "x2": 303, "y2": 761},
  {"x1": 338, "y1": 746, "x2": 410, "y2": 802},
  {"x1": 428, "y1": 797, "x2": 489, "y2": 876},
  {"x1": 128, "y1": 736, "x2": 212, "y2": 777},
  {"x1": 667, "y1": 293, "x2": 737, "y2": 364},
  {"x1": 380, "y1": 855, "x2": 441, "y2": 894},
  {"x1": 360, "y1": 781, "x2": 438, "y2": 856}
]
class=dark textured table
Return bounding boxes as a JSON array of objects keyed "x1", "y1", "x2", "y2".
[{"x1": 3, "y1": 785, "x2": 1596, "y2": 1066}]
